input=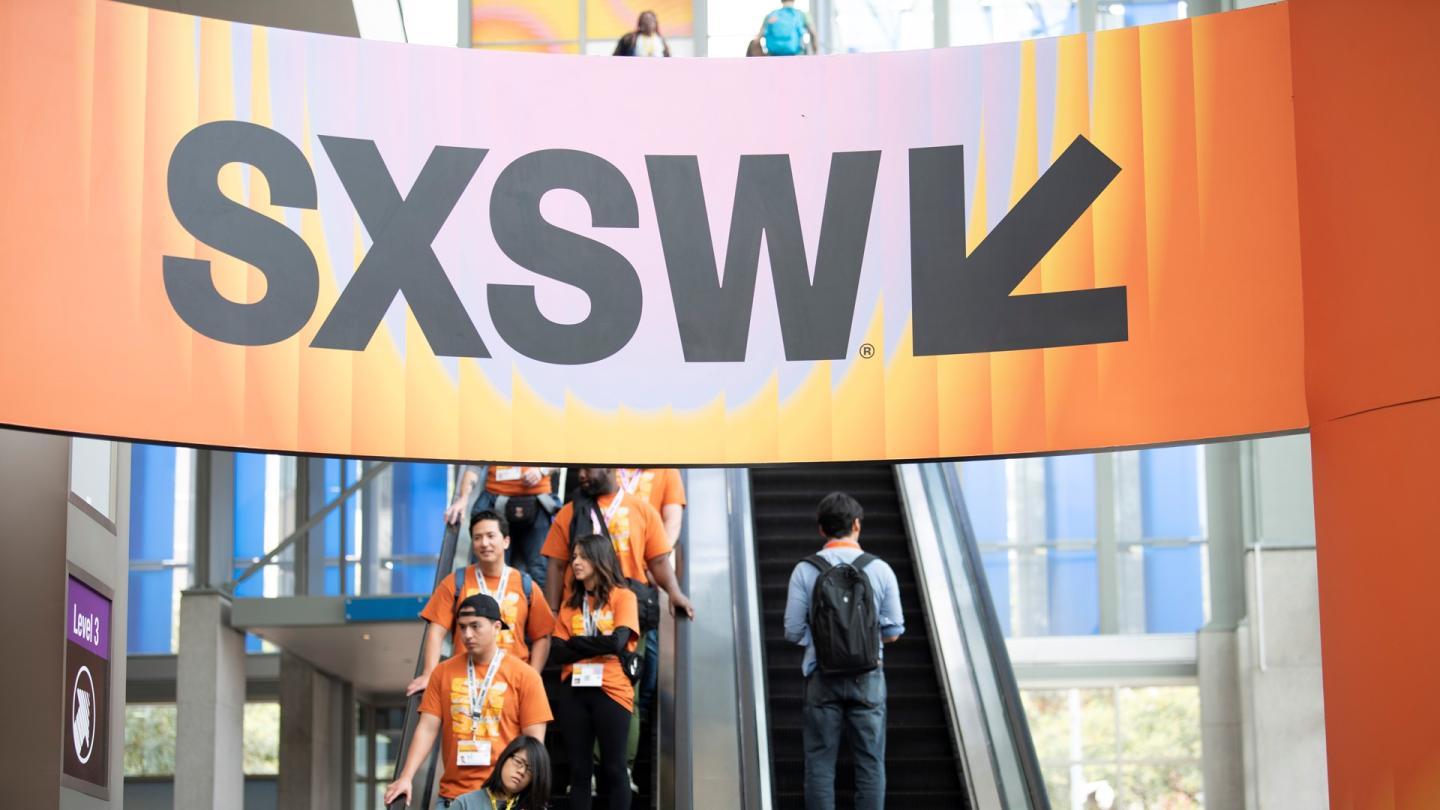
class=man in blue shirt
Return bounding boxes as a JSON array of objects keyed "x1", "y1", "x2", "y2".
[{"x1": 783, "y1": 492, "x2": 904, "y2": 810}]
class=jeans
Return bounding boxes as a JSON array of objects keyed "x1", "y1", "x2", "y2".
[
  {"x1": 472, "y1": 490, "x2": 551, "y2": 588},
  {"x1": 802, "y1": 668, "x2": 887, "y2": 810}
]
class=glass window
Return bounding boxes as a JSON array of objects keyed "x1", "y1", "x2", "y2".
[
  {"x1": 1098, "y1": 1, "x2": 1188, "y2": 31},
  {"x1": 70, "y1": 437, "x2": 115, "y2": 520},
  {"x1": 243, "y1": 702, "x2": 281, "y2": 776},
  {"x1": 128, "y1": 444, "x2": 196, "y2": 654},
  {"x1": 1022, "y1": 684, "x2": 1202, "y2": 810},
  {"x1": 473, "y1": 1, "x2": 694, "y2": 56},
  {"x1": 123, "y1": 703, "x2": 178, "y2": 776},
  {"x1": 959, "y1": 443, "x2": 1210, "y2": 638},
  {"x1": 951, "y1": 1, "x2": 1081, "y2": 47}
]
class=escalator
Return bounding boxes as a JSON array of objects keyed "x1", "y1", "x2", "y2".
[
  {"x1": 384, "y1": 462, "x2": 1048, "y2": 809},
  {"x1": 751, "y1": 464, "x2": 968, "y2": 809}
]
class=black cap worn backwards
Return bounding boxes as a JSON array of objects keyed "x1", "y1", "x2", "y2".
[{"x1": 457, "y1": 593, "x2": 509, "y2": 629}]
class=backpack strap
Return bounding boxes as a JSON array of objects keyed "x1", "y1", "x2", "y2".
[
  {"x1": 450, "y1": 567, "x2": 467, "y2": 632},
  {"x1": 852, "y1": 553, "x2": 877, "y2": 571},
  {"x1": 570, "y1": 492, "x2": 613, "y2": 547},
  {"x1": 520, "y1": 571, "x2": 533, "y2": 601},
  {"x1": 804, "y1": 554, "x2": 833, "y2": 573}
]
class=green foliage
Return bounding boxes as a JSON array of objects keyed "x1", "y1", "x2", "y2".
[
  {"x1": 124, "y1": 704, "x2": 177, "y2": 776},
  {"x1": 1022, "y1": 686, "x2": 1204, "y2": 809},
  {"x1": 243, "y1": 702, "x2": 281, "y2": 775}
]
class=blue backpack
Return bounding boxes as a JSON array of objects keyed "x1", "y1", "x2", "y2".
[{"x1": 764, "y1": 6, "x2": 806, "y2": 56}]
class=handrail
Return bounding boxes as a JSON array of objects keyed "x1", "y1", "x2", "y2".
[
  {"x1": 895, "y1": 463, "x2": 1005, "y2": 808},
  {"x1": 729, "y1": 468, "x2": 774, "y2": 810},
  {"x1": 386, "y1": 464, "x2": 483, "y2": 810},
  {"x1": 902, "y1": 462, "x2": 1051, "y2": 809},
  {"x1": 935, "y1": 462, "x2": 1050, "y2": 809}
]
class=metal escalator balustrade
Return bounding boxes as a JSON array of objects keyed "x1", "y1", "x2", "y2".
[
  {"x1": 750, "y1": 464, "x2": 969, "y2": 809},
  {"x1": 386, "y1": 465, "x2": 480, "y2": 810},
  {"x1": 897, "y1": 462, "x2": 1052, "y2": 810}
]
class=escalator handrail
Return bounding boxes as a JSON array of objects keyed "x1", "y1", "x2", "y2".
[
  {"x1": 729, "y1": 468, "x2": 774, "y2": 810},
  {"x1": 386, "y1": 463, "x2": 484, "y2": 810},
  {"x1": 935, "y1": 462, "x2": 1051, "y2": 810},
  {"x1": 895, "y1": 463, "x2": 1002, "y2": 807}
]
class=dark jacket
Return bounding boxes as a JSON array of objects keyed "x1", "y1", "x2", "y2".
[{"x1": 613, "y1": 31, "x2": 669, "y2": 57}]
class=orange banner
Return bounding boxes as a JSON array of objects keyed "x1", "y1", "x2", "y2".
[{"x1": 0, "y1": 1, "x2": 1306, "y2": 464}]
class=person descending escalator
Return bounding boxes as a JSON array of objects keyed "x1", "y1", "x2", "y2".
[
  {"x1": 783, "y1": 492, "x2": 905, "y2": 810},
  {"x1": 384, "y1": 594, "x2": 553, "y2": 808},
  {"x1": 408, "y1": 510, "x2": 556, "y2": 696},
  {"x1": 549, "y1": 534, "x2": 644, "y2": 810},
  {"x1": 448, "y1": 736, "x2": 553, "y2": 810},
  {"x1": 446, "y1": 465, "x2": 559, "y2": 589}
]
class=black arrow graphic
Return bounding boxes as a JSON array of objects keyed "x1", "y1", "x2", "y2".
[{"x1": 910, "y1": 135, "x2": 1126, "y2": 356}]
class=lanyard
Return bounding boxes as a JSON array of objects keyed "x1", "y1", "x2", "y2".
[
  {"x1": 589, "y1": 490, "x2": 626, "y2": 537},
  {"x1": 582, "y1": 594, "x2": 599, "y2": 636},
  {"x1": 465, "y1": 650, "x2": 505, "y2": 739},
  {"x1": 824, "y1": 539, "x2": 861, "y2": 551},
  {"x1": 474, "y1": 565, "x2": 513, "y2": 602},
  {"x1": 489, "y1": 793, "x2": 516, "y2": 810},
  {"x1": 601, "y1": 489, "x2": 625, "y2": 525},
  {"x1": 617, "y1": 468, "x2": 642, "y2": 494}
]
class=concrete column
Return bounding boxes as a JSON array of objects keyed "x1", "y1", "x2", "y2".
[
  {"x1": 175, "y1": 588, "x2": 247, "y2": 810},
  {"x1": 1198, "y1": 628, "x2": 1244, "y2": 809},
  {"x1": 1, "y1": 430, "x2": 131, "y2": 809},
  {"x1": 278, "y1": 652, "x2": 351, "y2": 810},
  {"x1": 0, "y1": 429, "x2": 70, "y2": 807},
  {"x1": 1241, "y1": 547, "x2": 1328, "y2": 808},
  {"x1": 1199, "y1": 443, "x2": 1246, "y2": 809}
]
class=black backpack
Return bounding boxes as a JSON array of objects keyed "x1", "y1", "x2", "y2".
[{"x1": 804, "y1": 553, "x2": 881, "y2": 675}]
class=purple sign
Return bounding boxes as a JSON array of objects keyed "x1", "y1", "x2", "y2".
[{"x1": 66, "y1": 577, "x2": 109, "y2": 661}]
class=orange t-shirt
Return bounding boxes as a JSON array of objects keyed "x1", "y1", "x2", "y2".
[
  {"x1": 419, "y1": 565, "x2": 555, "y2": 662},
  {"x1": 616, "y1": 468, "x2": 686, "y2": 513},
  {"x1": 485, "y1": 465, "x2": 551, "y2": 497},
  {"x1": 554, "y1": 587, "x2": 640, "y2": 712},
  {"x1": 418, "y1": 651, "x2": 553, "y2": 798},
  {"x1": 542, "y1": 490, "x2": 672, "y2": 600}
]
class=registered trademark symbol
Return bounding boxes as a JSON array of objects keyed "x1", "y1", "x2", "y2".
[{"x1": 859, "y1": 343, "x2": 875, "y2": 359}]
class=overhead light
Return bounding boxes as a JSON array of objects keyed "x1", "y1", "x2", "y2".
[
  {"x1": 1109, "y1": 3, "x2": 1125, "y2": 15},
  {"x1": 362, "y1": 633, "x2": 372, "y2": 641}
]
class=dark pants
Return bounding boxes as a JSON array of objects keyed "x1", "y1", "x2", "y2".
[
  {"x1": 557, "y1": 685, "x2": 632, "y2": 810},
  {"x1": 473, "y1": 490, "x2": 551, "y2": 588},
  {"x1": 638, "y1": 627, "x2": 659, "y2": 722},
  {"x1": 802, "y1": 668, "x2": 887, "y2": 810}
]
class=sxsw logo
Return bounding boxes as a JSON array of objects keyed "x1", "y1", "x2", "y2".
[{"x1": 163, "y1": 121, "x2": 1127, "y2": 364}]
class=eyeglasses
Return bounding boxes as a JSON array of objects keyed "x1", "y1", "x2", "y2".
[{"x1": 507, "y1": 757, "x2": 532, "y2": 776}]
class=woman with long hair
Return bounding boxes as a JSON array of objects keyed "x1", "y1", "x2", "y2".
[
  {"x1": 613, "y1": 10, "x2": 671, "y2": 57},
  {"x1": 451, "y1": 735, "x2": 551, "y2": 810},
  {"x1": 549, "y1": 534, "x2": 641, "y2": 810}
]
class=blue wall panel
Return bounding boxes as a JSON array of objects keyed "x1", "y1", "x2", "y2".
[
  {"x1": 128, "y1": 570, "x2": 173, "y2": 654},
  {"x1": 391, "y1": 464, "x2": 448, "y2": 594},
  {"x1": 1045, "y1": 455, "x2": 1096, "y2": 541},
  {"x1": 1144, "y1": 545, "x2": 1205, "y2": 633},
  {"x1": 962, "y1": 460, "x2": 1008, "y2": 541},
  {"x1": 1140, "y1": 447, "x2": 1201, "y2": 539},
  {"x1": 1048, "y1": 549, "x2": 1099, "y2": 635},
  {"x1": 129, "y1": 444, "x2": 177, "y2": 653}
]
